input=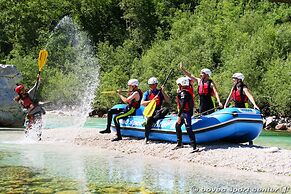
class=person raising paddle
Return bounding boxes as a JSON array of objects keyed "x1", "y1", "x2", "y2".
[
  {"x1": 14, "y1": 74, "x2": 45, "y2": 140},
  {"x1": 141, "y1": 77, "x2": 170, "y2": 144}
]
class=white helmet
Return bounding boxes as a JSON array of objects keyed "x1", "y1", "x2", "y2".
[
  {"x1": 128, "y1": 79, "x2": 139, "y2": 86},
  {"x1": 176, "y1": 77, "x2": 189, "y2": 86},
  {"x1": 201, "y1": 68, "x2": 212, "y2": 76},
  {"x1": 148, "y1": 77, "x2": 158, "y2": 84},
  {"x1": 232, "y1": 73, "x2": 244, "y2": 81}
]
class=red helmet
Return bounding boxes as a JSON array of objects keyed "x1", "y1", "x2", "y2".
[{"x1": 15, "y1": 84, "x2": 24, "y2": 94}]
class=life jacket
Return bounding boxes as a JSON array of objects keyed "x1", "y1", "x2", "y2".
[
  {"x1": 19, "y1": 93, "x2": 34, "y2": 109},
  {"x1": 231, "y1": 83, "x2": 248, "y2": 103},
  {"x1": 198, "y1": 79, "x2": 213, "y2": 96},
  {"x1": 189, "y1": 84, "x2": 195, "y2": 99},
  {"x1": 129, "y1": 89, "x2": 143, "y2": 109},
  {"x1": 176, "y1": 87, "x2": 194, "y2": 113},
  {"x1": 148, "y1": 89, "x2": 162, "y2": 108}
]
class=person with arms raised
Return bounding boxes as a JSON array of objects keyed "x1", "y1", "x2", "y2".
[
  {"x1": 14, "y1": 74, "x2": 45, "y2": 140},
  {"x1": 180, "y1": 63, "x2": 223, "y2": 115}
]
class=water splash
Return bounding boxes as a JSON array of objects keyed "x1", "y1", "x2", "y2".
[
  {"x1": 45, "y1": 16, "x2": 74, "y2": 49},
  {"x1": 45, "y1": 16, "x2": 99, "y2": 127}
]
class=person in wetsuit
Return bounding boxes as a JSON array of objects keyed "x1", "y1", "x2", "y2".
[
  {"x1": 99, "y1": 79, "x2": 143, "y2": 141},
  {"x1": 173, "y1": 77, "x2": 199, "y2": 153}
]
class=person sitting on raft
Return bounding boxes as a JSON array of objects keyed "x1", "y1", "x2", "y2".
[
  {"x1": 141, "y1": 77, "x2": 170, "y2": 144},
  {"x1": 14, "y1": 74, "x2": 45, "y2": 140},
  {"x1": 173, "y1": 77, "x2": 199, "y2": 153},
  {"x1": 224, "y1": 73, "x2": 259, "y2": 110},
  {"x1": 99, "y1": 79, "x2": 143, "y2": 141}
]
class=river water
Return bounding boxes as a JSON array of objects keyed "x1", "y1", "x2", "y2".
[{"x1": 0, "y1": 115, "x2": 290, "y2": 193}]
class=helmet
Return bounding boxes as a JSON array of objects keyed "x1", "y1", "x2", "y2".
[
  {"x1": 148, "y1": 77, "x2": 158, "y2": 85},
  {"x1": 176, "y1": 77, "x2": 189, "y2": 86},
  {"x1": 128, "y1": 79, "x2": 139, "y2": 86},
  {"x1": 15, "y1": 84, "x2": 24, "y2": 94},
  {"x1": 232, "y1": 73, "x2": 244, "y2": 81},
  {"x1": 201, "y1": 68, "x2": 212, "y2": 76}
]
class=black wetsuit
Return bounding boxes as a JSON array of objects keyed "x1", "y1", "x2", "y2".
[{"x1": 176, "y1": 89, "x2": 196, "y2": 149}]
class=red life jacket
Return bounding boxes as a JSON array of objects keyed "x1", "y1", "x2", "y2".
[
  {"x1": 188, "y1": 84, "x2": 195, "y2": 99},
  {"x1": 176, "y1": 87, "x2": 194, "y2": 112},
  {"x1": 129, "y1": 89, "x2": 143, "y2": 109},
  {"x1": 231, "y1": 83, "x2": 248, "y2": 103},
  {"x1": 198, "y1": 79, "x2": 213, "y2": 96},
  {"x1": 20, "y1": 93, "x2": 33, "y2": 109},
  {"x1": 148, "y1": 89, "x2": 162, "y2": 107}
]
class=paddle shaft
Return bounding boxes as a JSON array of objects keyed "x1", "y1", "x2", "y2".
[
  {"x1": 194, "y1": 107, "x2": 219, "y2": 118},
  {"x1": 101, "y1": 90, "x2": 128, "y2": 94},
  {"x1": 156, "y1": 68, "x2": 173, "y2": 96},
  {"x1": 161, "y1": 69, "x2": 173, "y2": 88},
  {"x1": 143, "y1": 69, "x2": 173, "y2": 117}
]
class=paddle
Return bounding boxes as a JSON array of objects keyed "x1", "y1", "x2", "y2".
[
  {"x1": 38, "y1": 49, "x2": 48, "y2": 74},
  {"x1": 143, "y1": 69, "x2": 173, "y2": 117},
  {"x1": 101, "y1": 90, "x2": 128, "y2": 94},
  {"x1": 32, "y1": 49, "x2": 48, "y2": 102}
]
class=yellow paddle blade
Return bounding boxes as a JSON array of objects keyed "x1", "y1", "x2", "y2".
[
  {"x1": 38, "y1": 49, "x2": 48, "y2": 72},
  {"x1": 143, "y1": 99, "x2": 156, "y2": 117},
  {"x1": 101, "y1": 91, "x2": 116, "y2": 94},
  {"x1": 101, "y1": 90, "x2": 128, "y2": 94}
]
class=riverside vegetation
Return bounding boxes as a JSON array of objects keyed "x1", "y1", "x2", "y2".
[{"x1": 0, "y1": 0, "x2": 290, "y2": 117}]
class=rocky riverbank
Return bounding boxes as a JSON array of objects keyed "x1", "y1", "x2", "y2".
[
  {"x1": 42, "y1": 127, "x2": 291, "y2": 177},
  {"x1": 264, "y1": 116, "x2": 291, "y2": 131}
]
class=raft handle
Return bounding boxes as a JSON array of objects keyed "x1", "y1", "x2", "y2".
[{"x1": 232, "y1": 111, "x2": 238, "y2": 118}]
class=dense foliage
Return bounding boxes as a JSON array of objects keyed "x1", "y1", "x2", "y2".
[{"x1": 1, "y1": 0, "x2": 290, "y2": 116}]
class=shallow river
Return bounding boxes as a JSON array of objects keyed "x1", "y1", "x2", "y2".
[{"x1": 0, "y1": 115, "x2": 290, "y2": 193}]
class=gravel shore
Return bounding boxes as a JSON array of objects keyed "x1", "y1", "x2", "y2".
[{"x1": 42, "y1": 127, "x2": 291, "y2": 177}]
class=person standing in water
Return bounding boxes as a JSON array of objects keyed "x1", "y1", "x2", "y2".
[
  {"x1": 14, "y1": 74, "x2": 45, "y2": 140},
  {"x1": 99, "y1": 79, "x2": 143, "y2": 141},
  {"x1": 179, "y1": 63, "x2": 223, "y2": 115},
  {"x1": 224, "y1": 73, "x2": 259, "y2": 110}
]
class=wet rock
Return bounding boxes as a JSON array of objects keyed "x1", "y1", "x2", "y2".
[
  {"x1": 89, "y1": 109, "x2": 107, "y2": 118},
  {"x1": 275, "y1": 123, "x2": 287, "y2": 130},
  {"x1": 264, "y1": 116, "x2": 277, "y2": 129},
  {"x1": 0, "y1": 64, "x2": 25, "y2": 127}
]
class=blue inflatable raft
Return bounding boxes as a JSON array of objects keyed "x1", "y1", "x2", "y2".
[{"x1": 110, "y1": 104, "x2": 263, "y2": 144}]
